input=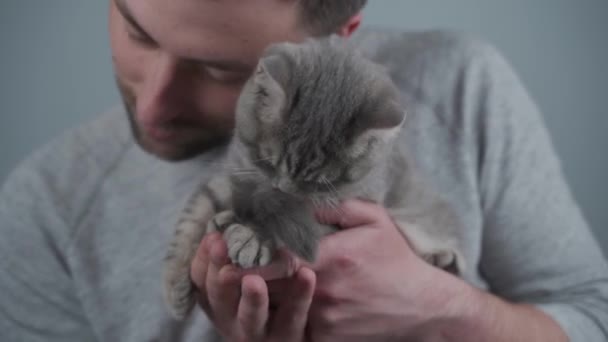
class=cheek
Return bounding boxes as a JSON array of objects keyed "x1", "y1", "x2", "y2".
[{"x1": 192, "y1": 81, "x2": 244, "y2": 123}]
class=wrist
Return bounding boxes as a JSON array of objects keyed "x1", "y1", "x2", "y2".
[
  {"x1": 427, "y1": 277, "x2": 569, "y2": 342},
  {"x1": 433, "y1": 280, "x2": 493, "y2": 341},
  {"x1": 407, "y1": 269, "x2": 479, "y2": 341}
]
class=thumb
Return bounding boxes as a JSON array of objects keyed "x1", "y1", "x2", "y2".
[{"x1": 315, "y1": 199, "x2": 387, "y2": 229}]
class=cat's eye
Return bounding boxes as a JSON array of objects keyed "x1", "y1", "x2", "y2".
[
  {"x1": 297, "y1": 180, "x2": 328, "y2": 192},
  {"x1": 255, "y1": 159, "x2": 275, "y2": 175}
]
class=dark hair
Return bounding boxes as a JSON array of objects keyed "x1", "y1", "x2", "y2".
[{"x1": 298, "y1": 0, "x2": 368, "y2": 36}]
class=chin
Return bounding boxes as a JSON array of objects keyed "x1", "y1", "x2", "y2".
[
  {"x1": 136, "y1": 135, "x2": 228, "y2": 162},
  {"x1": 139, "y1": 141, "x2": 197, "y2": 161}
]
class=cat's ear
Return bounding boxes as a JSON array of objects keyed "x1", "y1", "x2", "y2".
[
  {"x1": 255, "y1": 54, "x2": 290, "y2": 90},
  {"x1": 357, "y1": 70, "x2": 407, "y2": 130},
  {"x1": 358, "y1": 98, "x2": 406, "y2": 132},
  {"x1": 374, "y1": 99, "x2": 406, "y2": 129},
  {"x1": 347, "y1": 100, "x2": 405, "y2": 161},
  {"x1": 243, "y1": 56, "x2": 289, "y2": 126}
]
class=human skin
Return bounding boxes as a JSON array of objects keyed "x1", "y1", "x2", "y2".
[
  {"x1": 109, "y1": 0, "x2": 309, "y2": 161},
  {"x1": 193, "y1": 200, "x2": 569, "y2": 341},
  {"x1": 108, "y1": 0, "x2": 568, "y2": 340}
]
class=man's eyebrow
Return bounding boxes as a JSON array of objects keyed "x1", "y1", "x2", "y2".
[
  {"x1": 114, "y1": 0, "x2": 155, "y2": 41},
  {"x1": 114, "y1": 0, "x2": 253, "y2": 72}
]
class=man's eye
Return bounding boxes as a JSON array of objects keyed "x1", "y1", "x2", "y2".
[
  {"x1": 206, "y1": 68, "x2": 250, "y2": 84},
  {"x1": 126, "y1": 28, "x2": 156, "y2": 48}
]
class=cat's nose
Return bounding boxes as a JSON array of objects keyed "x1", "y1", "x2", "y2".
[{"x1": 273, "y1": 178, "x2": 292, "y2": 193}]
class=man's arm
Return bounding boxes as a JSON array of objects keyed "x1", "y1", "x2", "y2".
[
  {"x1": 0, "y1": 162, "x2": 97, "y2": 341},
  {"x1": 432, "y1": 277, "x2": 569, "y2": 341},
  {"x1": 297, "y1": 200, "x2": 570, "y2": 342},
  {"x1": 463, "y1": 37, "x2": 608, "y2": 340}
]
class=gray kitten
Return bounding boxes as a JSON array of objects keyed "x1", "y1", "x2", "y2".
[{"x1": 164, "y1": 36, "x2": 465, "y2": 320}]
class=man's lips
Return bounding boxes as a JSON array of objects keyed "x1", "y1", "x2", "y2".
[{"x1": 144, "y1": 125, "x2": 181, "y2": 142}]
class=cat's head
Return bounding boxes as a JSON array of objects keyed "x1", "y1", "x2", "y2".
[{"x1": 234, "y1": 37, "x2": 405, "y2": 198}]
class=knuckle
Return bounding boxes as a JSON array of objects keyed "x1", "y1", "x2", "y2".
[
  {"x1": 218, "y1": 267, "x2": 238, "y2": 287},
  {"x1": 313, "y1": 286, "x2": 340, "y2": 306},
  {"x1": 315, "y1": 307, "x2": 340, "y2": 333},
  {"x1": 236, "y1": 316, "x2": 254, "y2": 335},
  {"x1": 333, "y1": 253, "x2": 358, "y2": 272}
]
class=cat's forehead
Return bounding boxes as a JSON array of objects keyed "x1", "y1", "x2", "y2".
[{"x1": 248, "y1": 37, "x2": 404, "y2": 149}]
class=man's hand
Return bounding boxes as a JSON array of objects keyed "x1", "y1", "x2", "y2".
[
  {"x1": 190, "y1": 232, "x2": 315, "y2": 342},
  {"x1": 191, "y1": 199, "x2": 568, "y2": 342},
  {"x1": 306, "y1": 199, "x2": 468, "y2": 341},
  {"x1": 308, "y1": 199, "x2": 568, "y2": 342}
]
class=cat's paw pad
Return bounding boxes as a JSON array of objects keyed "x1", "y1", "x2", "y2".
[
  {"x1": 207, "y1": 210, "x2": 236, "y2": 233},
  {"x1": 224, "y1": 223, "x2": 272, "y2": 268},
  {"x1": 423, "y1": 249, "x2": 463, "y2": 275}
]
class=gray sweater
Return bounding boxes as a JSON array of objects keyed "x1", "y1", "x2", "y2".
[{"x1": 1, "y1": 29, "x2": 607, "y2": 342}]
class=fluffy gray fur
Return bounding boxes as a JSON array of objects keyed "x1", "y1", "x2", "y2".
[{"x1": 163, "y1": 36, "x2": 465, "y2": 319}]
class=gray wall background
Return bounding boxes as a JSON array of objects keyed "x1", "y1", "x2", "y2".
[{"x1": 1, "y1": 1, "x2": 606, "y2": 253}]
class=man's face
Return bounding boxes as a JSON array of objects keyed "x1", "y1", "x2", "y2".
[{"x1": 109, "y1": 0, "x2": 307, "y2": 160}]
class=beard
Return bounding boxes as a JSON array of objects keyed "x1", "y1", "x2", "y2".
[{"x1": 115, "y1": 76, "x2": 232, "y2": 161}]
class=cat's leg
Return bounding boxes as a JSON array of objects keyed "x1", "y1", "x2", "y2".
[
  {"x1": 390, "y1": 209, "x2": 466, "y2": 275},
  {"x1": 163, "y1": 176, "x2": 231, "y2": 320},
  {"x1": 208, "y1": 210, "x2": 274, "y2": 268},
  {"x1": 396, "y1": 220, "x2": 464, "y2": 274}
]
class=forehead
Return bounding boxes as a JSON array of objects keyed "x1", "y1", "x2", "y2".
[{"x1": 122, "y1": 0, "x2": 305, "y2": 61}]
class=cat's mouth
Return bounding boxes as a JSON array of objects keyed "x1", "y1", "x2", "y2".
[{"x1": 265, "y1": 178, "x2": 341, "y2": 207}]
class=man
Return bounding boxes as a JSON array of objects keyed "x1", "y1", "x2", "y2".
[{"x1": 1, "y1": 0, "x2": 607, "y2": 341}]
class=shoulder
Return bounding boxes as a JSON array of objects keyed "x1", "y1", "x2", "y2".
[
  {"x1": 352, "y1": 27, "x2": 517, "y2": 108},
  {"x1": 0, "y1": 106, "x2": 134, "y2": 236}
]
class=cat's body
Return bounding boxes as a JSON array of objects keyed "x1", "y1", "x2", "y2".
[{"x1": 164, "y1": 36, "x2": 465, "y2": 319}]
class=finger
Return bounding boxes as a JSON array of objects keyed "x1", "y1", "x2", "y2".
[
  {"x1": 206, "y1": 235, "x2": 241, "y2": 320},
  {"x1": 237, "y1": 275, "x2": 269, "y2": 339},
  {"x1": 266, "y1": 278, "x2": 293, "y2": 309},
  {"x1": 315, "y1": 199, "x2": 385, "y2": 228},
  {"x1": 191, "y1": 232, "x2": 223, "y2": 288},
  {"x1": 266, "y1": 277, "x2": 293, "y2": 295},
  {"x1": 190, "y1": 233, "x2": 217, "y2": 312},
  {"x1": 238, "y1": 248, "x2": 306, "y2": 281},
  {"x1": 269, "y1": 267, "x2": 316, "y2": 341}
]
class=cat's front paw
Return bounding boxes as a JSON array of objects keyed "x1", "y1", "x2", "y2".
[
  {"x1": 225, "y1": 223, "x2": 273, "y2": 268},
  {"x1": 211, "y1": 211, "x2": 273, "y2": 268},
  {"x1": 421, "y1": 249, "x2": 464, "y2": 276}
]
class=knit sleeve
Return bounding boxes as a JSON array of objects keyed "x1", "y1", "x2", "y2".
[{"x1": 472, "y1": 39, "x2": 608, "y2": 341}]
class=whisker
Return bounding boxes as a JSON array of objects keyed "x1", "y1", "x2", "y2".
[
  {"x1": 249, "y1": 157, "x2": 273, "y2": 163},
  {"x1": 230, "y1": 171, "x2": 260, "y2": 178},
  {"x1": 320, "y1": 176, "x2": 341, "y2": 202},
  {"x1": 311, "y1": 196, "x2": 319, "y2": 209},
  {"x1": 231, "y1": 171, "x2": 259, "y2": 175},
  {"x1": 231, "y1": 166, "x2": 259, "y2": 173},
  {"x1": 326, "y1": 195, "x2": 344, "y2": 216}
]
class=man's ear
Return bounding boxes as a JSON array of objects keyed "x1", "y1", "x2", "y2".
[{"x1": 337, "y1": 13, "x2": 362, "y2": 37}]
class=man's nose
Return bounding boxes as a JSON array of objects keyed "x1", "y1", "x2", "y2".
[{"x1": 138, "y1": 54, "x2": 190, "y2": 126}]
